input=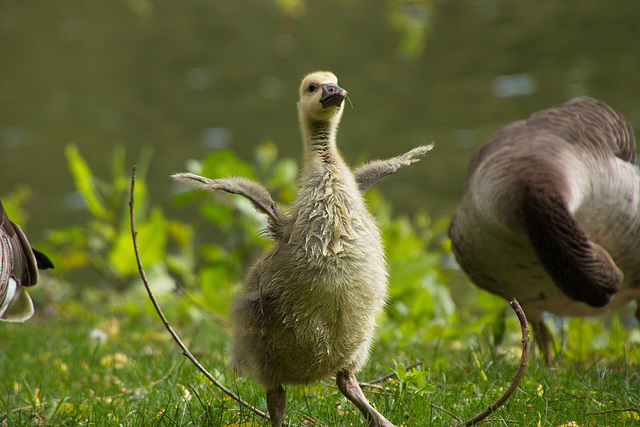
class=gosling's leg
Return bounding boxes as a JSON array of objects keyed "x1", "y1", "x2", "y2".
[
  {"x1": 336, "y1": 371, "x2": 396, "y2": 427},
  {"x1": 266, "y1": 385, "x2": 286, "y2": 427},
  {"x1": 353, "y1": 144, "x2": 433, "y2": 194},
  {"x1": 531, "y1": 319, "x2": 552, "y2": 365}
]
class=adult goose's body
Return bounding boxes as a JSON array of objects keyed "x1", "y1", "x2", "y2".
[
  {"x1": 1, "y1": 200, "x2": 54, "y2": 322},
  {"x1": 173, "y1": 71, "x2": 431, "y2": 426},
  {"x1": 449, "y1": 97, "x2": 640, "y2": 360}
]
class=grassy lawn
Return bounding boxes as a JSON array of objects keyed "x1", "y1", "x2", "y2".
[
  {"x1": 2, "y1": 300, "x2": 638, "y2": 427},
  {"x1": 2, "y1": 148, "x2": 638, "y2": 426}
]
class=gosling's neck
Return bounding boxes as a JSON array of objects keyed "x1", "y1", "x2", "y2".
[{"x1": 300, "y1": 116, "x2": 344, "y2": 171}]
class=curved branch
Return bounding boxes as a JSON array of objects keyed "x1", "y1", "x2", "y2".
[
  {"x1": 458, "y1": 297, "x2": 530, "y2": 427},
  {"x1": 129, "y1": 166, "x2": 268, "y2": 421}
]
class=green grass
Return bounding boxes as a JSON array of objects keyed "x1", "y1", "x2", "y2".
[
  {"x1": 2, "y1": 145, "x2": 639, "y2": 425},
  {"x1": 1, "y1": 302, "x2": 638, "y2": 427}
]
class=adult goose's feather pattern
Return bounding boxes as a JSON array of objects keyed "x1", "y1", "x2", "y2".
[{"x1": 449, "y1": 97, "x2": 640, "y2": 363}]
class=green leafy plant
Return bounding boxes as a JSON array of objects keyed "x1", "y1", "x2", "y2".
[
  {"x1": 44, "y1": 144, "x2": 194, "y2": 293},
  {"x1": 365, "y1": 188, "x2": 456, "y2": 345},
  {"x1": 394, "y1": 362, "x2": 436, "y2": 395},
  {"x1": 3, "y1": 142, "x2": 640, "y2": 427}
]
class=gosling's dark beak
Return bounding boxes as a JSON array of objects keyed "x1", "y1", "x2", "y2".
[{"x1": 320, "y1": 83, "x2": 347, "y2": 108}]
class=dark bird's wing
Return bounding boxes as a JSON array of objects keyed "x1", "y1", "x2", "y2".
[{"x1": 1, "y1": 200, "x2": 53, "y2": 322}]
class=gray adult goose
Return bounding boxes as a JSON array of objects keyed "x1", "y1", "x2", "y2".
[
  {"x1": 1, "y1": 200, "x2": 54, "y2": 322},
  {"x1": 173, "y1": 71, "x2": 431, "y2": 427},
  {"x1": 449, "y1": 97, "x2": 640, "y2": 363}
]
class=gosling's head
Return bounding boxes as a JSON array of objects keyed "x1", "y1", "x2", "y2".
[{"x1": 298, "y1": 71, "x2": 347, "y2": 123}]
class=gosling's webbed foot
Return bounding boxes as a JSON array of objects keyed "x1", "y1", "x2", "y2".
[
  {"x1": 266, "y1": 385, "x2": 286, "y2": 427},
  {"x1": 354, "y1": 144, "x2": 433, "y2": 194},
  {"x1": 336, "y1": 371, "x2": 397, "y2": 427}
]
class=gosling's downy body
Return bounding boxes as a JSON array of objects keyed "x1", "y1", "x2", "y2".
[
  {"x1": 1, "y1": 200, "x2": 54, "y2": 322},
  {"x1": 173, "y1": 71, "x2": 431, "y2": 426},
  {"x1": 449, "y1": 97, "x2": 640, "y2": 362}
]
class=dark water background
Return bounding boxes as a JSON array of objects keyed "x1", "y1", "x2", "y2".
[{"x1": 2, "y1": 0, "x2": 639, "y2": 241}]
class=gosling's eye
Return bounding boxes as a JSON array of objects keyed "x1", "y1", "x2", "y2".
[{"x1": 308, "y1": 83, "x2": 317, "y2": 93}]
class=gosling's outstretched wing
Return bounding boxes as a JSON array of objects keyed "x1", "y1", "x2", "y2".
[
  {"x1": 172, "y1": 173, "x2": 287, "y2": 238},
  {"x1": 353, "y1": 144, "x2": 433, "y2": 194}
]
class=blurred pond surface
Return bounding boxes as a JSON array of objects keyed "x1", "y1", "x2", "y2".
[{"x1": 1, "y1": 0, "x2": 639, "y2": 239}]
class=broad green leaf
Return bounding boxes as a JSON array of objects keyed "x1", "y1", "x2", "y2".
[
  {"x1": 394, "y1": 363, "x2": 407, "y2": 381},
  {"x1": 200, "y1": 200, "x2": 234, "y2": 227},
  {"x1": 65, "y1": 144, "x2": 112, "y2": 221},
  {"x1": 109, "y1": 207, "x2": 168, "y2": 276},
  {"x1": 201, "y1": 149, "x2": 257, "y2": 180}
]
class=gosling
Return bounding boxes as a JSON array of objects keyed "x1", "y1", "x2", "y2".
[
  {"x1": 1, "y1": 199, "x2": 54, "y2": 322},
  {"x1": 173, "y1": 71, "x2": 432, "y2": 426},
  {"x1": 449, "y1": 97, "x2": 640, "y2": 363}
]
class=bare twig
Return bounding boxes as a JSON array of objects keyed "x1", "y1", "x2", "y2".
[
  {"x1": 431, "y1": 402, "x2": 463, "y2": 423},
  {"x1": 129, "y1": 166, "x2": 268, "y2": 420},
  {"x1": 303, "y1": 414, "x2": 327, "y2": 426},
  {"x1": 457, "y1": 297, "x2": 530, "y2": 427}
]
